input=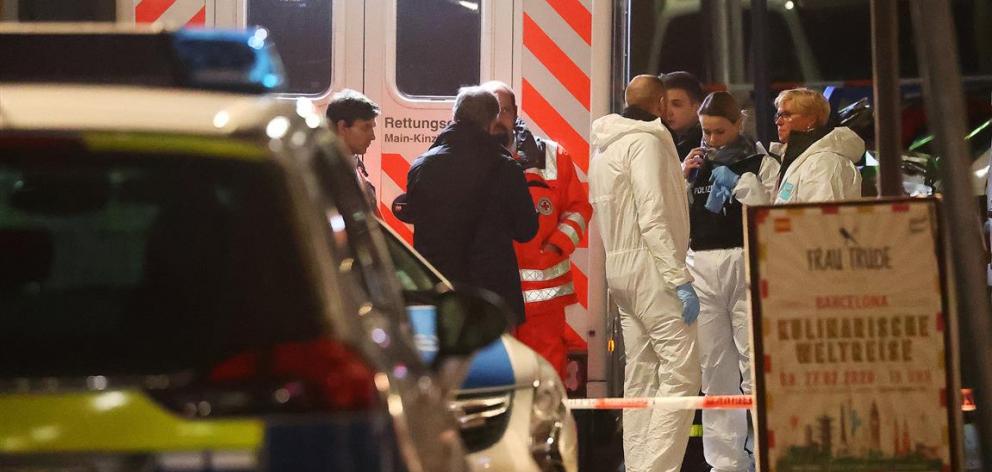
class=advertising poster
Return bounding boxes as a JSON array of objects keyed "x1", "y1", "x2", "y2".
[{"x1": 746, "y1": 199, "x2": 959, "y2": 472}]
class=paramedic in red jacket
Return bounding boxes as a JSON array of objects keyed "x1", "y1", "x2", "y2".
[{"x1": 482, "y1": 81, "x2": 592, "y2": 378}]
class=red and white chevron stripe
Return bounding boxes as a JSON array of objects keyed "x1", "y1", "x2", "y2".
[
  {"x1": 380, "y1": 152, "x2": 413, "y2": 243},
  {"x1": 134, "y1": 0, "x2": 206, "y2": 27},
  {"x1": 521, "y1": 0, "x2": 592, "y2": 321}
]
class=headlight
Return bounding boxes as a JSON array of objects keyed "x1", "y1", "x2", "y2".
[{"x1": 529, "y1": 358, "x2": 567, "y2": 472}]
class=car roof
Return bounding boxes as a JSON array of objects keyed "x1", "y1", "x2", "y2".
[{"x1": 0, "y1": 84, "x2": 316, "y2": 139}]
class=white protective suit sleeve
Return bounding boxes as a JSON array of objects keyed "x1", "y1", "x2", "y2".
[
  {"x1": 733, "y1": 155, "x2": 781, "y2": 206},
  {"x1": 628, "y1": 135, "x2": 692, "y2": 289}
]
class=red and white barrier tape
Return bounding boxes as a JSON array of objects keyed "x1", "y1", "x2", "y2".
[
  {"x1": 568, "y1": 390, "x2": 977, "y2": 411},
  {"x1": 565, "y1": 395, "x2": 753, "y2": 411}
]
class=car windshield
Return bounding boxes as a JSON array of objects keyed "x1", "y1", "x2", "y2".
[{"x1": 0, "y1": 146, "x2": 326, "y2": 377}]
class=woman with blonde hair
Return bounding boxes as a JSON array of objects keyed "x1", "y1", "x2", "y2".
[
  {"x1": 770, "y1": 88, "x2": 865, "y2": 203},
  {"x1": 681, "y1": 91, "x2": 779, "y2": 472}
]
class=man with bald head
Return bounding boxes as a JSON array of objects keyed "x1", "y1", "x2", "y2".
[
  {"x1": 623, "y1": 74, "x2": 669, "y2": 118},
  {"x1": 588, "y1": 74, "x2": 701, "y2": 472}
]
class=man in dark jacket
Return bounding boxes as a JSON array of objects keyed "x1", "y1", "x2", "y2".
[
  {"x1": 326, "y1": 89, "x2": 380, "y2": 213},
  {"x1": 661, "y1": 71, "x2": 705, "y2": 161},
  {"x1": 405, "y1": 86, "x2": 538, "y2": 326}
]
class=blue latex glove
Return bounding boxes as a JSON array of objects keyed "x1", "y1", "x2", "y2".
[
  {"x1": 676, "y1": 283, "x2": 700, "y2": 325},
  {"x1": 704, "y1": 166, "x2": 741, "y2": 214},
  {"x1": 710, "y1": 165, "x2": 740, "y2": 188}
]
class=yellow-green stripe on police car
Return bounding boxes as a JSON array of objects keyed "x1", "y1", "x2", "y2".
[{"x1": 0, "y1": 391, "x2": 262, "y2": 452}]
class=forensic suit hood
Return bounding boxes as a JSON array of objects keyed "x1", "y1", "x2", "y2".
[
  {"x1": 589, "y1": 112, "x2": 700, "y2": 472},
  {"x1": 774, "y1": 126, "x2": 864, "y2": 203}
]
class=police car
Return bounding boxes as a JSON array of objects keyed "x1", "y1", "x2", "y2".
[
  {"x1": 0, "y1": 25, "x2": 507, "y2": 472},
  {"x1": 380, "y1": 226, "x2": 578, "y2": 472}
]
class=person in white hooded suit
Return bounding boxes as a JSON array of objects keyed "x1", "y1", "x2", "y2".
[
  {"x1": 769, "y1": 88, "x2": 865, "y2": 204},
  {"x1": 588, "y1": 75, "x2": 702, "y2": 472}
]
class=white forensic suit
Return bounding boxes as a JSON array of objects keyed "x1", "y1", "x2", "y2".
[
  {"x1": 684, "y1": 136, "x2": 780, "y2": 472},
  {"x1": 589, "y1": 112, "x2": 701, "y2": 472},
  {"x1": 772, "y1": 127, "x2": 865, "y2": 204}
]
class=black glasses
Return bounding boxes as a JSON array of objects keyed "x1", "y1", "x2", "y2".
[{"x1": 775, "y1": 110, "x2": 799, "y2": 121}]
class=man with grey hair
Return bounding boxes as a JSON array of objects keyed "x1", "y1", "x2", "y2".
[{"x1": 404, "y1": 86, "x2": 538, "y2": 326}]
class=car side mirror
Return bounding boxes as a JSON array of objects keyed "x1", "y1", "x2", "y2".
[
  {"x1": 434, "y1": 288, "x2": 509, "y2": 359},
  {"x1": 430, "y1": 288, "x2": 510, "y2": 396}
]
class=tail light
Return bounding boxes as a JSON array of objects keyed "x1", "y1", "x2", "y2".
[
  {"x1": 207, "y1": 338, "x2": 377, "y2": 412},
  {"x1": 962, "y1": 388, "x2": 977, "y2": 412},
  {"x1": 147, "y1": 337, "x2": 377, "y2": 417}
]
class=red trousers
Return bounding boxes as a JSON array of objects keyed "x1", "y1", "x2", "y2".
[{"x1": 514, "y1": 306, "x2": 587, "y2": 379}]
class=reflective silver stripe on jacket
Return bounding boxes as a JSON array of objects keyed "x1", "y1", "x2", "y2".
[
  {"x1": 561, "y1": 211, "x2": 587, "y2": 234},
  {"x1": 541, "y1": 141, "x2": 558, "y2": 181},
  {"x1": 520, "y1": 259, "x2": 572, "y2": 282},
  {"x1": 523, "y1": 282, "x2": 575, "y2": 303},
  {"x1": 558, "y1": 222, "x2": 581, "y2": 246}
]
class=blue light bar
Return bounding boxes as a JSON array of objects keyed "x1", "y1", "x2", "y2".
[
  {"x1": 172, "y1": 27, "x2": 286, "y2": 93},
  {"x1": 0, "y1": 25, "x2": 287, "y2": 94}
]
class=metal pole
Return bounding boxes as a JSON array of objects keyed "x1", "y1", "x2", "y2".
[
  {"x1": 711, "y1": 0, "x2": 730, "y2": 87},
  {"x1": 613, "y1": 0, "x2": 628, "y2": 112},
  {"x1": 586, "y1": 0, "x2": 618, "y2": 400},
  {"x1": 910, "y1": 2, "x2": 992, "y2": 470},
  {"x1": 749, "y1": 0, "x2": 772, "y2": 146},
  {"x1": 726, "y1": 0, "x2": 744, "y2": 85},
  {"x1": 870, "y1": 0, "x2": 902, "y2": 197}
]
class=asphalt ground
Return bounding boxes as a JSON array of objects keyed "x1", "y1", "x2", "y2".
[{"x1": 573, "y1": 409, "x2": 709, "y2": 472}]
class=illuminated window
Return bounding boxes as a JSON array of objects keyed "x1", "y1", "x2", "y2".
[
  {"x1": 248, "y1": 0, "x2": 333, "y2": 95},
  {"x1": 395, "y1": 0, "x2": 481, "y2": 98}
]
